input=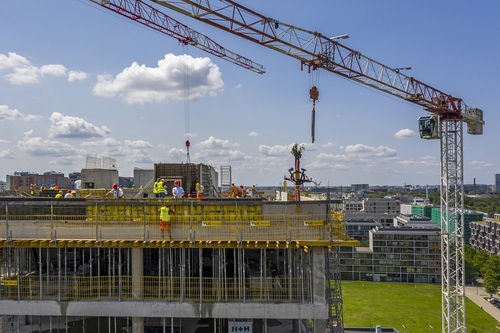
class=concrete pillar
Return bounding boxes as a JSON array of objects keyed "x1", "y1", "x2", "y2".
[
  {"x1": 132, "y1": 248, "x2": 144, "y2": 333},
  {"x1": 313, "y1": 319, "x2": 326, "y2": 333}
]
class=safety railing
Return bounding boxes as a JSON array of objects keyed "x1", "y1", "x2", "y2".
[
  {"x1": 0, "y1": 275, "x2": 310, "y2": 303},
  {"x1": 0, "y1": 199, "x2": 347, "y2": 243}
]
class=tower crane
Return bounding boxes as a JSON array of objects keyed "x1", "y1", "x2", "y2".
[
  {"x1": 149, "y1": 1, "x2": 484, "y2": 332},
  {"x1": 89, "y1": 0, "x2": 265, "y2": 74}
]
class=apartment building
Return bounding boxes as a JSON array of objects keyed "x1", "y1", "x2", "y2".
[
  {"x1": 470, "y1": 215, "x2": 500, "y2": 255},
  {"x1": 339, "y1": 225, "x2": 441, "y2": 283}
]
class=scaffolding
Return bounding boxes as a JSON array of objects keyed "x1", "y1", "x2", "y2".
[{"x1": 0, "y1": 198, "x2": 357, "y2": 333}]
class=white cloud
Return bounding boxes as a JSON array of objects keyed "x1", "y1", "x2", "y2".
[
  {"x1": 68, "y1": 70, "x2": 89, "y2": 82},
  {"x1": 5, "y1": 66, "x2": 40, "y2": 85},
  {"x1": 0, "y1": 52, "x2": 84, "y2": 85},
  {"x1": 48, "y1": 112, "x2": 111, "y2": 138},
  {"x1": 0, "y1": 105, "x2": 42, "y2": 121},
  {"x1": 124, "y1": 140, "x2": 152, "y2": 149},
  {"x1": 17, "y1": 137, "x2": 77, "y2": 156},
  {"x1": 248, "y1": 131, "x2": 259, "y2": 137},
  {"x1": 93, "y1": 53, "x2": 224, "y2": 104},
  {"x1": 0, "y1": 52, "x2": 30, "y2": 70},
  {"x1": 81, "y1": 138, "x2": 121, "y2": 148},
  {"x1": 0, "y1": 149, "x2": 15, "y2": 159},
  {"x1": 258, "y1": 143, "x2": 311, "y2": 157},
  {"x1": 39, "y1": 64, "x2": 67, "y2": 77},
  {"x1": 195, "y1": 136, "x2": 239, "y2": 149},
  {"x1": 394, "y1": 128, "x2": 417, "y2": 139},
  {"x1": 344, "y1": 144, "x2": 397, "y2": 158}
]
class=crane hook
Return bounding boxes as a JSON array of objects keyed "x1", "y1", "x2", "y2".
[{"x1": 309, "y1": 86, "x2": 319, "y2": 143}]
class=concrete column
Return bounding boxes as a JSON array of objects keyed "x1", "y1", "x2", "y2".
[{"x1": 132, "y1": 248, "x2": 144, "y2": 333}]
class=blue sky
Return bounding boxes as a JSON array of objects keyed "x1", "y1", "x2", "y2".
[{"x1": 0, "y1": 0, "x2": 499, "y2": 187}]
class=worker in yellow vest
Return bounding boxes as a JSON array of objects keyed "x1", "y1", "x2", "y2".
[
  {"x1": 153, "y1": 178, "x2": 160, "y2": 198},
  {"x1": 158, "y1": 204, "x2": 172, "y2": 239}
]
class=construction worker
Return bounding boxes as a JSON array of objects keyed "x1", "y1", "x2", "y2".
[
  {"x1": 158, "y1": 203, "x2": 172, "y2": 239},
  {"x1": 105, "y1": 183, "x2": 124, "y2": 199},
  {"x1": 153, "y1": 178, "x2": 160, "y2": 198},
  {"x1": 158, "y1": 179, "x2": 165, "y2": 198},
  {"x1": 55, "y1": 190, "x2": 63, "y2": 199},
  {"x1": 172, "y1": 180, "x2": 184, "y2": 199},
  {"x1": 196, "y1": 182, "x2": 205, "y2": 199},
  {"x1": 64, "y1": 189, "x2": 75, "y2": 199},
  {"x1": 231, "y1": 183, "x2": 239, "y2": 198},
  {"x1": 240, "y1": 185, "x2": 247, "y2": 198}
]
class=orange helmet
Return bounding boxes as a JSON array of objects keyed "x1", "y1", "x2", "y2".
[{"x1": 112, "y1": 183, "x2": 118, "y2": 189}]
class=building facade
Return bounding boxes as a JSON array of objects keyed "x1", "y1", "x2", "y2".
[
  {"x1": 339, "y1": 226, "x2": 441, "y2": 284},
  {"x1": 469, "y1": 216, "x2": 500, "y2": 255},
  {"x1": 0, "y1": 198, "x2": 349, "y2": 333}
]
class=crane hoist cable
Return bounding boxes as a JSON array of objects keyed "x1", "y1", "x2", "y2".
[{"x1": 183, "y1": 45, "x2": 191, "y2": 163}]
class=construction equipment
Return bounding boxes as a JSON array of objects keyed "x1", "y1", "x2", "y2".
[
  {"x1": 148, "y1": 1, "x2": 484, "y2": 332},
  {"x1": 89, "y1": 0, "x2": 265, "y2": 74}
]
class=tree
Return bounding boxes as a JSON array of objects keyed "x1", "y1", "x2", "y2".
[
  {"x1": 481, "y1": 255, "x2": 500, "y2": 297},
  {"x1": 474, "y1": 250, "x2": 490, "y2": 277},
  {"x1": 291, "y1": 143, "x2": 304, "y2": 161}
]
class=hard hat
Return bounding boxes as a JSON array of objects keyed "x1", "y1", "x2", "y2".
[
  {"x1": 112, "y1": 183, "x2": 118, "y2": 189},
  {"x1": 67, "y1": 189, "x2": 72, "y2": 193},
  {"x1": 174, "y1": 180, "x2": 179, "y2": 185},
  {"x1": 59, "y1": 190, "x2": 63, "y2": 194},
  {"x1": 196, "y1": 183, "x2": 200, "y2": 186}
]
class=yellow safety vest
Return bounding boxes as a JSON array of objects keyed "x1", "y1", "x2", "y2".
[{"x1": 160, "y1": 207, "x2": 170, "y2": 221}]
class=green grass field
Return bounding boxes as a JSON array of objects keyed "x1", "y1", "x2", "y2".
[{"x1": 341, "y1": 281, "x2": 499, "y2": 332}]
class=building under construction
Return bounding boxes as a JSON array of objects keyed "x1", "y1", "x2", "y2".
[{"x1": 0, "y1": 193, "x2": 357, "y2": 333}]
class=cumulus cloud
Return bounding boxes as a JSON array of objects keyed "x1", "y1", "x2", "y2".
[
  {"x1": 81, "y1": 138, "x2": 121, "y2": 148},
  {"x1": 39, "y1": 64, "x2": 67, "y2": 77},
  {"x1": 48, "y1": 112, "x2": 111, "y2": 138},
  {"x1": 0, "y1": 52, "x2": 30, "y2": 70},
  {"x1": 18, "y1": 137, "x2": 77, "y2": 156},
  {"x1": 93, "y1": 53, "x2": 224, "y2": 104},
  {"x1": 258, "y1": 143, "x2": 311, "y2": 157},
  {"x1": 124, "y1": 140, "x2": 152, "y2": 149},
  {"x1": 195, "y1": 136, "x2": 239, "y2": 149},
  {"x1": 68, "y1": 70, "x2": 89, "y2": 82},
  {"x1": 344, "y1": 144, "x2": 396, "y2": 158},
  {"x1": 394, "y1": 128, "x2": 417, "y2": 139},
  {"x1": 0, "y1": 149, "x2": 15, "y2": 159},
  {"x1": 0, "y1": 105, "x2": 42, "y2": 121},
  {"x1": 0, "y1": 52, "x2": 87, "y2": 85}
]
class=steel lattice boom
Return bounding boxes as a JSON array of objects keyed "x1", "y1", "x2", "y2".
[
  {"x1": 150, "y1": 1, "x2": 485, "y2": 332},
  {"x1": 90, "y1": 0, "x2": 265, "y2": 74}
]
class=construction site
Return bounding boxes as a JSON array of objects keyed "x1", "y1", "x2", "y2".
[
  {"x1": 1, "y1": 0, "x2": 487, "y2": 333},
  {"x1": 0, "y1": 193, "x2": 355, "y2": 333}
]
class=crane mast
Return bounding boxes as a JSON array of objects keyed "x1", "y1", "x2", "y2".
[
  {"x1": 151, "y1": 1, "x2": 484, "y2": 332},
  {"x1": 90, "y1": 0, "x2": 265, "y2": 74}
]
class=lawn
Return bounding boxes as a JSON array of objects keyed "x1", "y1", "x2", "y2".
[{"x1": 341, "y1": 281, "x2": 498, "y2": 332}]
